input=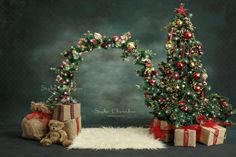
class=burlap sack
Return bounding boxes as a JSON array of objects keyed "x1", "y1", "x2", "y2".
[{"x1": 21, "y1": 112, "x2": 51, "y2": 140}]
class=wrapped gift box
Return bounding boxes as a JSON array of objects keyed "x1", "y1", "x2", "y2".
[
  {"x1": 161, "y1": 130, "x2": 174, "y2": 143},
  {"x1": 52, "y1": 103, "x2": 81, "y2": 121},
  {"x1": 174, "y1": 129, "x2": 196, "y2": 147},
  {"x1": 199, "y1": 125, "x2": 226, "y2": 146},
  {"x1": 151, "y1": 118, "x2": 175, "y2": 131},
  {"x1": 63, "y1": 117, "x2": 82, "y2": 140}
]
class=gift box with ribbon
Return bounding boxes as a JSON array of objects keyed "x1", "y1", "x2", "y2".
[
  {"x1": 63, "y1": 117, "x2": 82, "y2": 140},
  {"x1": 199, "y1": 125, "x2": 226, "y2": 146},
  {"x1": 149, "y1": 118, "x2": 175, "y2": 142},
  {"x1": 174, "y1": 128, "x2": 196, "y2": 147},
  {"x1": 52, "y1": 103, "x2": 81, "y2": 121}
]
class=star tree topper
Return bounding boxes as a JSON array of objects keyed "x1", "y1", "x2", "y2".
[{"x1": 175, "y1": 3, "x2": 188, "y2": 16}]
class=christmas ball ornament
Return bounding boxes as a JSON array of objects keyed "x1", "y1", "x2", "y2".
[
  {"x1": 176, "y1": 61, "x2": 185, "y2": 70},
  {"x1": 159, "y1": 98, "x2": 165, "y2": 103},
  {"x1": 193, "y1": 72, "x2": 201, "y2": 80},
  {"x1": 149, "y1": 79, "x2": 156, "y2": 86},
  {"x1": 173, "y1": 72, "x2": 179, "y2": 80},
  {"x1": 202, "y1": 73, "x2": 208, "y2": 80},
  {"x1": 90, "y1": 38, "x2": 97, "y2": 45},
  {"x1": 194, "y1": 84, "x2": 201, "y2": 93},
  {"x1": 184, "y1": 31, "x2": 192, "y2": 39},
  {"x1": 101, "y1": 43, "x2": 108, "y2": 49},
  {"x1": 144, "y1": 92, "x2": 151, "y2": 98},
  {"x1": 178, "y1": 100, "x2": 185, "y2": 106},
  {"x1": 176, "y1": 19, "x2": 183, "y2": 27},
  {"x1": 152, "y1": 70, "x2": 158, "y2": 76},
  {"x1": 127, "y1": 42, "x2": 136, "y2": 51},
  {"x1": 189, "y1": 61, "x2": 195, "y2": 68},
  {"x1": 220, "y1": 100, "x2": 228, "y2": 108},
  {"x1": 112, "y1": 36, "x2": 120, "y2": 42}
]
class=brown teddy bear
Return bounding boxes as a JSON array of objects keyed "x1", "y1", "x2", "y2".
[{"x1": 40, "y1": 120, "x2": 72, "y2": 147}]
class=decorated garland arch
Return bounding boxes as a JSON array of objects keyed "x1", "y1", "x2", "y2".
[{"x1": 46, "y1": 31, "x2": 158, "y2": 111}]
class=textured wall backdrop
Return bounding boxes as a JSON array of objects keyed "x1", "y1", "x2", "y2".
[{"x1": 0, "y1": 0, "x2": 235, "y2": 127}]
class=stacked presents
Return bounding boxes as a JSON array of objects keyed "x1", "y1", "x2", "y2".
[
  {"x1": 21, "y1": 102, "x2": 82, "y2": 142},
  {"x1": 52, "y1": 103, "x2": 82, "y2": 140},
  {"x1": 150, "y1": 117, "x2": 227, "y2": 147}
]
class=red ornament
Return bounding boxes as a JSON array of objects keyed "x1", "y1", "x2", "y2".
[
  {"x1": 152, "y1": 70, "x2": 158, "y2": 76},
  {"x1": 184, "y1": 32, "x2": 192, "y2": 39},
  {"x1": 176, "y1": 62, "x2": 185, "y2": 70},
  {"x1": 158, "y1": 98, "x2": 165, "y2": 103},
  {"x1": 196, "y1": 114, "x2": 207, "y2": 124},
  {"x1": 175, "y1": 4, "x2": 188, "y2": 17},
  {"x1": 144, "y1": 92, "x2": 151, "y2": 98},
  {"x1": 180, "y1": 106, "x2": 188, "y2": 112},
  {"x1": 101, "y1": 43, "x2": 108, "y2": 49},
  {"x1": 220, "y1": 100, "x2": 228, "y2": 108},
  {"x1": 112, "y1": 36, "x2": 120, "y2": 42},
  {"x1": 178, "y1": 100, "x2": 185, "y2": 106},
  {"x1": 225, "y1": 112, "x2": 232, "y2": 117},
  {"x1": 90, "y1": 39, "x2": 97, "y2": 45},
  {"x1": 149, "y1": 79, "x2": 156, "y2": 86},
  {"x1": 193, "y1": 72, "x2": 201, "y2": 80},
  {"x1": 173, "y1": 72, "x2": 179, "y2": 80},
  {"x1": 161, "y1": 106, "x2": 167, "y2": 110},
  {"x1": 194, "y1": 84, "x2": 201, "y2": 92}
]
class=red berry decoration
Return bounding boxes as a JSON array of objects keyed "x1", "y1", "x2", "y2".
[
  {"x1": 194, "y1": 84, "x2": 201, "y2": 92},
  {"x1": 193, "y1": 72, "x2": 201, "y2": 80},
  {"x1": 184, "y1": 31, "x2": 192, "y2": 39},
  {"x1": 176, "y1": 61, "x2": 185, "y2": 70},
  {"x1": 90, "y1": 38, "x2": 97, "y2": 45}
]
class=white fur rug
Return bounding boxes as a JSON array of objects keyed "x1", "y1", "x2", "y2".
[{"x1": 68, "y1": 127, "x2": 166, "y2": 150}]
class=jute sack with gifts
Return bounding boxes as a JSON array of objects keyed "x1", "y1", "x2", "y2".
[
  {"x1": 21, "y1": 102, "x2": 51, "y2": 140},
  {"x1": 52, "y1": 103, "x2": 81, "y2": 121}
]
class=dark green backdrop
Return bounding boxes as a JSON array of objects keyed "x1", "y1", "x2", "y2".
[{"x1": 0, "y1": 0, "x2": 235, "y2": 128}]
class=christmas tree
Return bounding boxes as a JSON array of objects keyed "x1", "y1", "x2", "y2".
[{"x1": 153, "y1": 3, "x2": 233, "y2": 127}]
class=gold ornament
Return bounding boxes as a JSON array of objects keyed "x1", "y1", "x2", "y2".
[
  {"x1": 176, "y1": 19, "x2": 183, "y2": 27},
  {"x1": 189, "y1": 61, "x2": 195, "y2": 68},
  {"x1": 202, "y1": 73, "x2": 208, "y2": 80}
]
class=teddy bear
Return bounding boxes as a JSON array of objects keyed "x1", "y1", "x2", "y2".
[{"x1": 40, "y1": 120, "x2": 72, "y2": 147}]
